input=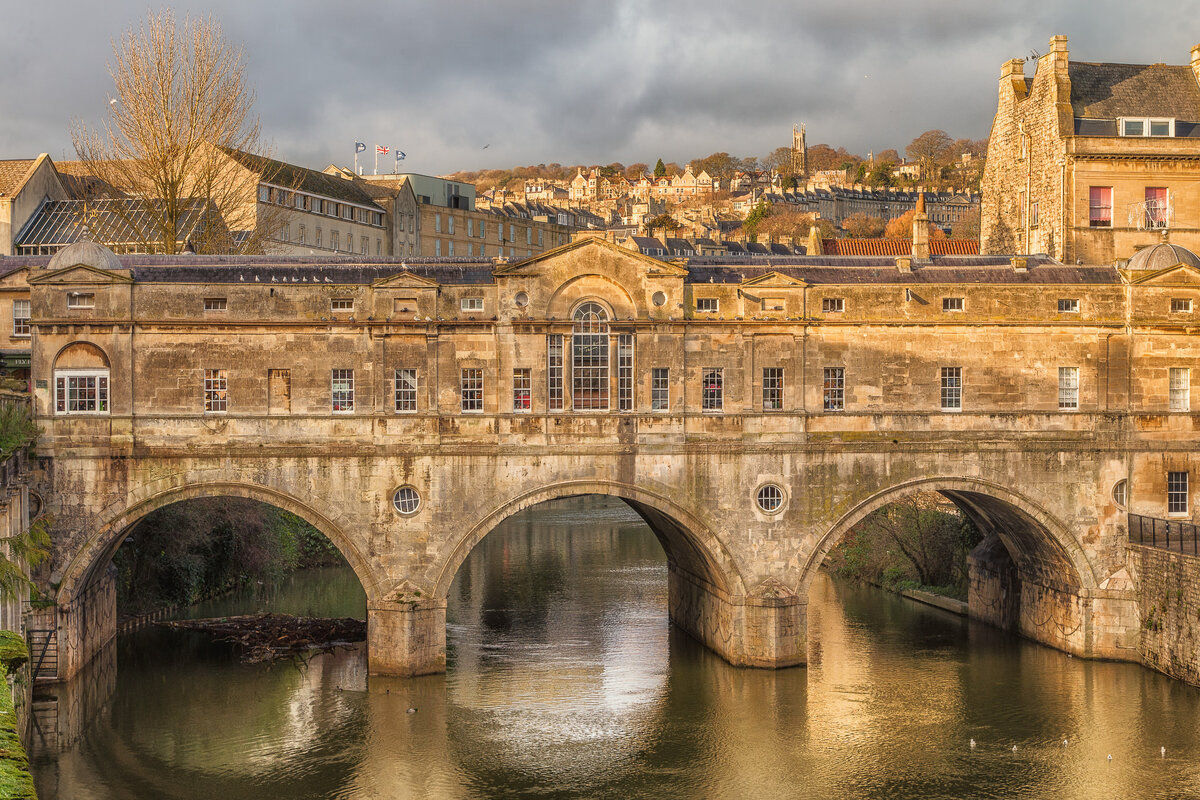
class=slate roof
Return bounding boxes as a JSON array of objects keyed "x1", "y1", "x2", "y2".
[
  {"x1": 1069, "y1": 62, "x2": 1200, "y2": 121},
  {"x1": 686, "y1": 257, "x2": 1120, "y2": 285},
  {"x1": 220, "y1": 149, "x2": 385, "y2": 210},
  {"x1": 0, "y1": 160, "x2": 35, "y2": 196}
]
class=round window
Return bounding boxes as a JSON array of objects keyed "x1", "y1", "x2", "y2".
[
  {"x1": 652, "y1": 291, "x2": 667, "y2": 307},
  {"x1": 514, "y1": 291, "x2": 529, "y2": 308},
  {"x1": 756, "y1": 484, "x2": 784, "y2": 514},
  {"x1": 1112, "y1": 479, "x2": 1128, "y2": 509},
  {"x1": 392, "y1": 486, "x2": 421, "y2": 515}
]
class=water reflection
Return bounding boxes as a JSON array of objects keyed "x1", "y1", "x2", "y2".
[{"x1": 28, "y1": 497, "x2": 1200, "y2": 800}]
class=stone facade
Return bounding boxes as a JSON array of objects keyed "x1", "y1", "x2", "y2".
[
  {"x1": 21, "y1": 236, "x2": 1200, "y2": 681},
  {"x1": 983, "y1": 35, "x2": 1200, "y2": 263},
  {"x1": 1129, "y1": 545, "x2": 1200, "y2": 683}
]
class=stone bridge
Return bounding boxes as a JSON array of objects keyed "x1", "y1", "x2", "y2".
[{"x1": 16, "y1": 236, "x2": 1196, "y2": 680}]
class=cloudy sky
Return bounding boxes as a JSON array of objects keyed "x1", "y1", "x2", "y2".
[{"x1": 4, "y1": 1, "x2": 1200, "y2": 176}]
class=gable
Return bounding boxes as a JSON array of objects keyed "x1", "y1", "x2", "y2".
[
  {"x1": 28, "y1": 264, "x2": 133, "y2": 285},
  {"x1": 1127, "y1": 263, "x2": 1200, "y2": 286},
  {"x1": 372, "y1": 270, "x2": 440, "y2": 289},
  {"x1": 740, "y1": 271, "x2": 809, "y2": 289},
  {"x1": 494, "y1": 237, "x2": 688, "y2": 278},
  {"x1": 0, "y1": 267, "x2": 30, "y2": 290}
]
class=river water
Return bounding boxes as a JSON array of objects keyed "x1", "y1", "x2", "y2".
[{"x1": 28, "y1": 497, "x2": 1200, "y2": 799}]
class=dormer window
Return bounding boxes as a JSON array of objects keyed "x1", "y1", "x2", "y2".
[{"x1": 1120, "y1": 117, "x2": 1175, "y2": 137}]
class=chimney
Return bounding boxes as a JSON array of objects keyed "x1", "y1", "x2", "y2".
[
  {"x1": 912, "y1": 192, "x2": 930, "y2": 260},
  {"x1": 807, "y1": 224, "x2": 823, "y2": 257},
  {"x1": 1049, "y1": 35, "x2": 1068, "y2": 58},
  {"x1": 1000, "y1": 58, "x2": 1028, "y2": 101},
  {"x1": 1191, "y1": 43, "x2": 1200, "y2": 84}
]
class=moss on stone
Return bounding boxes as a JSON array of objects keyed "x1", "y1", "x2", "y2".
[
  {"x1": 0, "y1": 679, "x2": 35, "y2": 799},
  {"x1": 0, "y1": 634, "x2": 26, "y2": 677}
]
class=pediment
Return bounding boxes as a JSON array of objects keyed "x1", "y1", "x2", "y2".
[
  {"x1": 1127, "y1": 263, "x2": 1200, "y2": 286},
  {"x1": 372, "y1": 270, "x2": 440, "y2": 289},
  {"x1": 740, "y1": 271, "x2": 808, "y2": 289},
  {"x1": 28, "y1": 264, "x2": 133, "y2": 285},
  {"x1": 0, "y1": 266, "x2": 30, "y2": 288},
  {"x1": 494, "y1": 237, "x2": 689, "y2": 278}
]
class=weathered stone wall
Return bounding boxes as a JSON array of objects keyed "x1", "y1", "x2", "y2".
[{"x1": 1129, "y1": 544, "x2": 1200, "y2": 683}]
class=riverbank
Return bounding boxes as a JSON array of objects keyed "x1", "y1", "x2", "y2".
[{"x1": 0, "y1": 632, "x2": 35, "y2": 799}]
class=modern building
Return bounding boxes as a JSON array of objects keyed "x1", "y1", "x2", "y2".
[{"x1": 982, "y1": 35, "x2": 1200, "y2": 263}]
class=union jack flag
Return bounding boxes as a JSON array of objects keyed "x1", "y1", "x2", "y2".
[{"x1": 376, "y1": 145, "x2": 389, "y2": 155}]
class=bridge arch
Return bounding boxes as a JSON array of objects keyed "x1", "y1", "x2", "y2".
[
  {"x1": 431, "y1": 479, "x2": 747, "y2": 603},
  {"x1": 57, "y1": 480, "x2": 382, "y2": 608},
  {"x1": 801, "y1": 475, "x2": 1097, "y2": 598}
]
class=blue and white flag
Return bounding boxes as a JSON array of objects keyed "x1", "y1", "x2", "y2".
[
  {"x1": 355, "y1": 141, "x2": 366, "y2": 153},
  {"x1": 396, "y1": 150, "x2": 406, "y2": 161}
]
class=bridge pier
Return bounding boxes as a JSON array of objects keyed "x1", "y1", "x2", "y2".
[
  {"x1": 367, "y1": 603, "x2": 447, "y2": 678},
  {"x1": 52, "y1": 567, "x2": 117, "y2": 682}
]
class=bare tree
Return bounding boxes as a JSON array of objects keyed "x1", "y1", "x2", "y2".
[{"x1": 71, "y1": 10, "x2": 284, "y2": 254}]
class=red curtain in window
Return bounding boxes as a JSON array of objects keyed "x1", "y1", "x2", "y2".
[{"x1": 1089, "y1": 187, "x2": 1112, "y2": 226}]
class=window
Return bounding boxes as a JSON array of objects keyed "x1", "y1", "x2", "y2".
[
  {"x1": 12, "y1": 300, "x2": 29, "y2": 337},
  {"x1": 331, "y1": 298, "x2": 353, "y2": 312},
  {"x1": 1122, "y1": 117, "x2": 1174, "y2": 137},
  {"x1": 395, "y1": 369, "x2": 417, "y2": 412},
  {"x1": 1146, "y1": 187, "x2": 1169, "y2": 228},
  {"x1": 696, "y1": 297, "x2": 719, "y2": 313},
  {"x1": 701, "y1": 368, "x2": 723, "y2": 411},
  {"x1": 67, "y1": 292, "x2": 95, "y2": 309},
  {"x1": 618, "y1": 334, "x2": 634, "y2": 411},
  {"x1": 1113, "y1": 479, "x2": 1128, "y2": 509},
  {"x1": 756, "y1": 485, "x2": 784, "y2": 514},
  {"x1": 513, "y1": 368, "x2": 531, "y2": 411},
  {"x1": 361, "y1": 238, "x2": 367, "y2": 255},
  {"x1": 822, "y1": 298, "x2": 845, "y2": 314},
  {"x1": 435, "y1": 240, "x2": 441, "y2": 257},
  {"x1": 392, "y1": 486, "x2": 420, "y2": 515},
  {"x1": 1170, "y1": 367, "x2": 1190, "y2": 412},
  {"x1": 460, "y1": 368, "x2": 483, "y2": 411},
  {"x1": 548, "y1": 334, "x2": 564, "y2": 411},
  {"x1": 1018, "y1": 191, "x2": 1026, "y2": 227},
  {"x1": 448, "y1": 241, "x2": 454, "y2": 257},
  {"x1": 298, "y1": 225, "x2": 306, "y2": 244},
  {"x1": 763, "y1": 367, "x2": 784, "y2": 410},
  {"x1": 1122, "y1": 119, "x2": 1145, "y2": 137},
  {"x1": 331, "y1": 232, "x2": 340, "y2": 251},
  {"x1": 331, "y1": 369, "x2": 354, "y2": 412},
  {"x1": 1168, "y1": 471, "x2": 1189, "y2": 515},
  {"x1": 1089, "y1": 187, "x2": 1112, "y2": 227},
  {"x1": 942, "y1": 297, "x2": 964, "y2": 312},
  {"x1": 54, "y1": 370, "x2": 109, "y2": 414},
  {"x1": 204, "y1": 369, "x2": 228, "y2": 412},
  {"x1": 281, "y1": 224, "x2": 290, "y2": 242},
  {"x1": 1059, "y1": 366, "x2": 1079, "y2": 410},
  {"x1": 461, "y1": 297, "x2": 484, "y2": 312},
  {"x1": 941, "y1": 366, "x2": 962, "y2": 411},
  {"x1": 467, "y1": 219, "x2": 473, "y2": 237},
  {"x1": 1029, "y1": 201, "x2": 1039, "y2": 228},
  {"x1": 202, "y1": 297, "x2": 227, "y2": 312},
  {"x1": 1058, "y1": 298, "x2": 1079, "y2": 313},
  {"x1": 315, "y1": 228, "x2": 322, "y2": 248},
  {"x1": 823, "y1": 367, "x2": 845, "y2": 412},
  {"x1": 651, "y1": 368, "x2": 669, "y2": 411},
  {"x1": 447, "y1": 216, "x2": 455, "y2": 234},
  {"x1": 572, "y1": 303, "x2": 609, "y2": 410},
  {"x1": 1171, "y1": 298, "x2": 1192, "y2": 313}
]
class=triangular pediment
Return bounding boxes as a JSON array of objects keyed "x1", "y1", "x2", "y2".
[
  {"x1": 740, "y1": 271, "x2": 809, "y2": 289},
  {"x1": 1126, "y1": 263, "x2": 1200, "y2": 286},
  {"x1": 494, "y1": 237, "x2": 689, "y2": 278},
  {"x1": 371, "y1": 270, "x2": 440, "y2": 289},
  {"x1": 28, "y1": 263, "x2": 132, "y2": 285},
  {"x1": 0, "y1": 266, "x2": 30, "y2": 288}
]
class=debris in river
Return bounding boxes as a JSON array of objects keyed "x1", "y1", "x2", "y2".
[{"x1": 159, "y1": 613, "x2": 366, "y2": 663}]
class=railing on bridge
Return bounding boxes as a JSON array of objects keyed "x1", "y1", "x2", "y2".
[{"x1": 1129, "y1": 513, "x2": 1200, "y2": 555}]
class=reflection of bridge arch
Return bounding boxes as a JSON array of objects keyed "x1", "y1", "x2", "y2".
[
  {"x1": 432, "y1": 479, "x2": 747, "y2": 602},
  {"x1": 806, "y1": 476, "x2": 1094, "y2": 594},
  {"x1": 57, "y1": 480, "x2": 381, "y2": 608}
]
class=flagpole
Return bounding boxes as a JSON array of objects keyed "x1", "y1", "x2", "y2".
[{"x1": 374, "y1": 149, "x2": 378, "y2": 176}]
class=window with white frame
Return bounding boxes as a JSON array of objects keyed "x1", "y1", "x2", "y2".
[
  {"x1": 696, "y1": 297, "x2": 719, "y2": 313},
  {"x1": 331, "y1": 298, "x2": 353, "y2": 312},
  {"x1": 66, "y1": 292, "x2": 95, "y2": 309},
  {"x1": 548, "y1": 334, "x2": 564, "y2": 410},
  {"x1": 435, "y1": 213, "x2": 442, "y2": 233},
  {"x1": 651, "y1": 367, "x2": 669, "y2": 411},
  {"x1": 1121, "y1": 117, "x2": 1174, "y2": 137},
  {"x1": 461, "y1": 297, "x2": 483, "y2": 312},
  {"x1": 204, "y1": 369, "x2": 228, "y2": 412},
  {"x1": 823, "y1": 367, "x2": 845, "y2": 412},
  {"x1": 395, "y1": 369, "x2": 417, "y2": 412},
  {"x1": 942, "y1": 297, "x2": 965, "y2": 312},
  {"x1": 702, "y1": 368, "x2": 723, "y2": 411},
  {"x1": 1168, "y1": 470, "x2": 1189, "y2": 515},
  {"x1": 1170, "y1": 367, "x2": 1190, "y2": 412},
  {"x1": 572, "y1": 303, "x2": 609, "y2": 410},
  {"x1": 941, "y1": 366, "x2": 962, "y2": 411},
  {"x1": 1058, "y1": 366, "x2": 1079, "y2": 410},
  {"x1": 1171, "y1": 298, "x2": 1193, "y2": 313},
  {"x1": 822, "y1": 297, "x2": 845, "y2": 314},
  {"x1": 54, "y1": 369, "x2": 109, "y2": 414},
  {"x1": 762, "y1": 367, "x2": 784, "y2": 410},
  {"x1": 461, "y1": 368, "x2": 483, "y2": 411},
  {"x1": 204, "y1": 297, "x2": 227, "y2": 312},
  {"x1": 331, "y1": 369, "x2": 354, "y2": 412},
  {"x1": 12, "y1": 300, "x2": 29, "y2": 337},
  {"x1": 513, "y1": 368, "x2": 531, "y2": 411},
  {"x1": 1058, "y1": 298, "x2": 1079, "y2": 313},
  {"x1": 618, "y1": 334, "x2": 634, "y2": 411}
]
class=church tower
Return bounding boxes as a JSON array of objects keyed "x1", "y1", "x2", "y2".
[{"x1": 792, "y1": 124, "x2": 808, "y2": 178}]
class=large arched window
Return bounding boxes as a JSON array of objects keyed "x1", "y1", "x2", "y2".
[
  {"x1": 572, "y1": 302, "x2": 609, "y2": 410},
  {"x1": 53, "y1": 342, "x2": 110, "y2": 415}
]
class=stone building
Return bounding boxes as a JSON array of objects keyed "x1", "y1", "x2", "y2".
[{"x1": 982, "y1": 35, "x2": 1200, "y2": 263}]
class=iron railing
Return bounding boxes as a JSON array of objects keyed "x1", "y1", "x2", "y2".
[{"x1": 1129, "y1": 512, "x2": 1200, "y2": 554}]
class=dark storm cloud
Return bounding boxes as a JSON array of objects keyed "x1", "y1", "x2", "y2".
[{"x1": 3, "y1": 1, "x2": 1200, "y2": 174}]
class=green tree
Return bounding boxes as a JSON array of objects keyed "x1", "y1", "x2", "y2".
[
  {"x1": 653, "y1": 158, "x2": 667, "y2": 178},
  {"x1": 741, "y1": 200, "x2": 770, "y2": 241},
  {"x1": 646, "y1": 213, "x2": 680, "y2": 237}
]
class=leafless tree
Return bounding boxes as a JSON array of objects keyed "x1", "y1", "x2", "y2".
[{"x1": 71, "y1": 10, "x2": 285, "y2": 254}]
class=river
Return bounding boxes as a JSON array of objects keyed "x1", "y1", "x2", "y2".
[{"x1": 28, "y1": 497, "x2": 1200, "y2": 799}]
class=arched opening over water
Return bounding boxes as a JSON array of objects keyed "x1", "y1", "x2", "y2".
[
  {"x1": 807, "y1": 477, "x2": 1094, "y2": 655},
  {"x1": 435, "y1": 483, "x2": 748, "y2": 667}
]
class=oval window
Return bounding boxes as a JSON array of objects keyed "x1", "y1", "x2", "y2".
[
  {"x1": 514, "y1": 291, "x2": 529, "y2": 308},
  {"x1": 1112, "y1": 479, "x2": 1128, "y2": 509},
  {"x1": 756, "y1": 484, "x2": 784, "y2": 514},
  {"x1": 652, "y1": 291, "x2": 667, "y2": 307},
  {"x1": 392, "y1": 486, "x2": 421, "y2": 515}
]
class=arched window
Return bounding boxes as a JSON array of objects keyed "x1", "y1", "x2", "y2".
[
  {"x1": 53, "y1": 342, "x2": 110, "y2": 415},
  {"x1": 572, "y1": 302, "x2": 609, "y2": 410}
]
